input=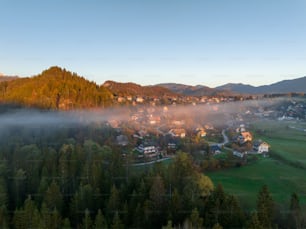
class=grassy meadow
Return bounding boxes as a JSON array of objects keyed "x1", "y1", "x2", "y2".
[
  {"x1": 208, "y1": 119, "x2": 306, "y2": 210},
  {"x1": 251, "y1": 120, "x2": 306, "y2": 167}
]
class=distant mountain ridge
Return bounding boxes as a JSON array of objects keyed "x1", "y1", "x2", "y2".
[
  {"x1": 157, "y1": 83, "x2": 238, "y2": 96},
  {"x1": 216, "y1": 76, "x2": 306, "y2": 94},
  {"x1": 0, "y1": 75, "x2": 18, "y2": 82}
]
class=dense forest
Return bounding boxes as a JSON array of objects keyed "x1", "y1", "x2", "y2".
[
  {"x1": 0, "y1": 67, "x2": 113, "y2": 109},
  {"x1": 0, "y1": 109, "x2": 303, "y2": 229}
]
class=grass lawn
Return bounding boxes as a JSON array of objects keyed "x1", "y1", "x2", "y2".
[
  {"x1": 207, "y1": 156, "x2": 306, "y2": 211},
  {"x1": 251, "y1": 120, "x2": 306, "y2": 167},
  {"x1": 208, "y1": 119, "x2": 306, "y2": 211}
]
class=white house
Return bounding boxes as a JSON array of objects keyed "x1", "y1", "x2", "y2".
[
  {"x1": 136, "y1": 144, "x2": 158, "y2": 158},
  {"x1": 258, "y1": 142, "x2": 270, "y2": 154},
  {"x1": 233, "y1": 151, "x2": 247, "y2": 158},
  {"x1": 136, "y1": 97, "x2": 144, "y2": 103},
  {"x1": 169, "y1": 128, "x2": 186, "y2": 138}
]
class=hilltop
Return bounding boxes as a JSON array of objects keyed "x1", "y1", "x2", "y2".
[
  {"x1": 103, "y1": 80, "x2": 177, "y2": 97},
  {"x1": 0, "y1": 66, "x2": 113, "y2": 109}
]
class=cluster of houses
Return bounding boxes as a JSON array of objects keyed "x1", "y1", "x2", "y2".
[
  {"x1": 110, "y1": 98, "x2": 281, "y2": 163},
  {"x1": 114, "y1": 93, "x2": 247, "y2": 107},
  {"x1": 231, "y1": 124, "x2": 270, "y2": 158},
  {"x1": 278, "y1": 100, "x2": 306, "y2": 120}
]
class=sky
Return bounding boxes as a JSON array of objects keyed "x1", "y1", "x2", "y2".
[{"x1": 1, "y1": 0, "x2": 306, "y2": 87}]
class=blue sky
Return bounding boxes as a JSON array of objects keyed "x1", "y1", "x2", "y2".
[{"x1": 1, "y1": 0, "x2": 306, "y2": 87}]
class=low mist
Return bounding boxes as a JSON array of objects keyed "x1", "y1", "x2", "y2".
[{"x1": 0, "y1": 97, "x2": 289, "y2": 132}]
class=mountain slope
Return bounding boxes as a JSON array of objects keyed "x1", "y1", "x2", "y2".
[
  {"x1": 103, "y1": 81, "x2": 177, "y2": 97},
  {"x1": 216, "y1": 76, "x2": 306, "y2": 94},
  {"x1": 157, "y1": 83, "x2": 235, "y2": 96},
  {"x1": 0, "y1": 66, "x2": 113, "y2": 109},
  {"x1": 0, "y1": 75, "x2": 18, "y2": 82},
  {"x1": 215, "y1": 83, "x2": 258, "y2": 94}
]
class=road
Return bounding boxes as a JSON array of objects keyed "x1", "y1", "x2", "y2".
[
  {"x1": 220, "y1": 129, "x2": 229, "y2": 146},
  {"x1": 131, "y1": 157, "x2": 172, "y2": 166}
]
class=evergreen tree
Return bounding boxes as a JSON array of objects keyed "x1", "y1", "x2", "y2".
[
  {"x1": 13, "y1": 196, "x2": 40, "y2": 229},
  {"x1": 289, "y1": 192, "x2": 303, "y2": 229},
  {"x1": 62, "y1": 218, "x2": 72, "y2": 229},
  {"x1": 247, "y1": 212, "x2": 263, "y2": 229},
  {"x1": 82, "y1": 208, "x2": 93, "y2": 229},
  {"x1": 111, "y1": 211, "x2": 123, "y2": 229},
  {"x1": 256, "y1": 185, "x2": 274, "y2": 229},
  {"x1": 162, "y1": 220, "x2": 173, "y2": 229},
  {"x1": 149, "y1": 174, "x2": 167, "y2": 226},
  {"x1": 212, "y1": 222, "x2": 223, "y2": 229},
  {"x1": 0, "y1": 205, "x2": 8, "y2": 229},
  {"x1": 94, "y1": 209, "x2": 108, "y2": 229},
  {"x1": 44, "y1": 180, "x2": 63, "y2": 212},
  {"x1": 107, "y1": 185, "x2": 120, "y2": 217},
  {"x1": 189, "y1": 208, "x2": 204, "y2": 229}
]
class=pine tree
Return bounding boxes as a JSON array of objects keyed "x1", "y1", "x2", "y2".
[
  {"x1": 111, "y1": 211, "x2": 123, "y2": 229},
  {"x1": 62, "y1": 218, "x2": 72, "y2": 229},
  {"x1": 189, "y1": 208, "x2": 204, "y2": 229},
  {"x1": 44, "y1": 180, "x2": 63, "y2": 212},
  {"x1": 94, "y1": 209, "x2": 108, "y2": 229},
  {"x1": 256, "y1": 185, "x2": 274, "y2": 229},
  {"x1": 212, "y1": 222, "x2": 223, "y2": 229},
  {"x1": 0, "y1": 205, "x2": 8, "y2": 229},
  {"x1": 13, "y1": 196, "x2": 40, "y2": 229},
  {"x1": 82, "y1": 208, "x2": 92, "y2": 229},
  {"x1": 162, "y1": 220, "x2": 173, "y2": 229},
  {"x1": 289, "y1": 192, "x2": 302, "y2": 229},
  {"x1": 107, "y1": 185, "x2": 120, "y2": 217},
  {"x1": 247, "y1": 212, "x2": 263, "y2": 229}
]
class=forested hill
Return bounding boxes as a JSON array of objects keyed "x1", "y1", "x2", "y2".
[
  {"x1": 103, "y1": 80, "x2": 177, "y2": 97},
  {"x1": 0, "y1": 66, "x2": 113, "y2": 109}
]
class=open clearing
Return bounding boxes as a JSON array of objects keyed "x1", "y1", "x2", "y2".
[
  {"x1": 208, "y1": 119, "x2": 306, "y2": 210},
  {"x1": 208, "y1": 157, "x2": 306, "y2": 210}
]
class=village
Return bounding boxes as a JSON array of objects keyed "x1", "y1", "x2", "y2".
[{"x1": 107, "y1": 96, "x2": 306, "y2": 166}]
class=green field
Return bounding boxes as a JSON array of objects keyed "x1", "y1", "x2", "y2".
[
  {"x1": 208, "y1": 119, "x2": 306, "y2": 210},
  {"x1": 251, "y1": 120, "x2": 306, "y2": 168},
  {"x1": 208, "y1": 157, "x2": 306, "y2": 210}
]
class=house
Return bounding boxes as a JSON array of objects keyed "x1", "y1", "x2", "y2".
[
  {"x1": 238, "y1": 131, "x2": 253, "y2": 144},
  {"x1": 149, "y1": 116, "x2": 161, "y2": 125},
  {"x1": 117, "y1": 97, "x2": 125, "y2": 103},
  {"x1": 167, "y1": 143, "x2": 177, "y2": 154},
  {"x1": 253, "y1": 140, "x2": 270, "y2": 154},
  {"x1": 116, "y1": 135, "x2": 129, "y2": 146},
  {"x1": 136, "y1": 144, "x2": 158, "y2": 158},
  {"x1": 169, "y1": 128, "x2": 186, "y2": 138},
  {"x1": 196, "y1": 127, "x2": 207, "y2": 137},
  {"x1": 233, "y1": 151, "x2": 247, "y2": 158},
  {"x1": 210, "y1": 145, "x2": 221, "y2": 154},
  {"x1": 172, "y1": 120, "x2": 185, "y2": 126},
  {"x1": 136, "y1": 97, "x2": 144, "y2": 103},
  {"x1": 258, "y1": 142, "x2": 270, "y2": 154},
  {"x1": 236, "y1": 124, "x2": 246, "y2": 133},
  {"x1": 205, "y1": 124, "x2": 214, "y2": 130},
  {"x1": 133, "y1": 130, "x2": 148, "y2": 139}
]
